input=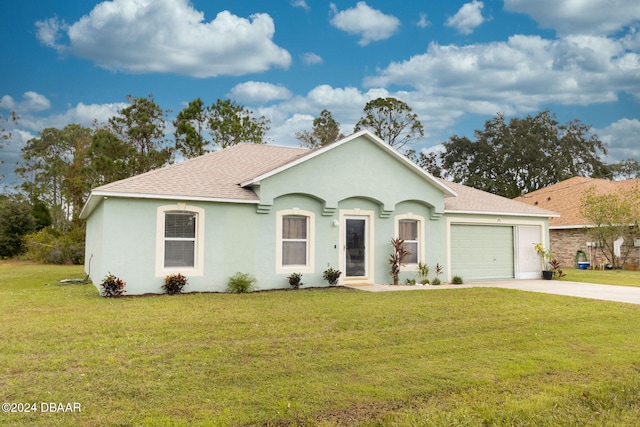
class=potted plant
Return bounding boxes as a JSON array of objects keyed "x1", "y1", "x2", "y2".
[
  {"x1": 534, "y1": 243, "x2": 554, "y2": 280},
  {"x1": 549, "y1": 259, "x2": 566, "y2": 279}
]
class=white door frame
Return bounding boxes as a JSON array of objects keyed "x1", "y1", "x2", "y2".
[{"x1": 339, "y1": 209, "x2": 375, "y2": 283}]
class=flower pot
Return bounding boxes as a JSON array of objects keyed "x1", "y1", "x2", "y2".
[{"x1": 542, "y1": 270, "x2": 553, "y2": 280}]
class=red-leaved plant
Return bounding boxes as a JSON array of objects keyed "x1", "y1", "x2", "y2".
[
  {"x1": 100, "y1": 273, "x2": 126, "y2": 297},
  {"x1": 163, "y1": 273, "x2": 188, "y2": 295},
  {"x1": 389, "y1": 238, "x2": 411, "y2": 285}
]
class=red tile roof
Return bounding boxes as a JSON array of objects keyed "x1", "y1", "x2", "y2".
[{"x1": 515, "y1": 176, "x2": 640, "y2": 227}]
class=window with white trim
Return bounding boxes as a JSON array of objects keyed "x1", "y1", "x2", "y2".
[
  {"x1": 395, "y1": 213, "x2": 424, "y2": 267},
  {"x1": 399, "y1": 219, "x2": 419, "y2": 264},
  {"x1": 276, "y1": 208, "x2": 315, "y2": 274},
  {"x1": 282, "y1": 215, "x2": 308, "y2": 266},
  {"x1": 164, "y1": 211, "x2": 197, "y2": 268},
  {"x1": 156, "y1": 204, "x2": 205, "y2": 277}
]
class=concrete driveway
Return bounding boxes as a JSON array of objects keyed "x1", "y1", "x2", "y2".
[{"x1": 344, "y1": 280, "x2": 640, "y2": 305}]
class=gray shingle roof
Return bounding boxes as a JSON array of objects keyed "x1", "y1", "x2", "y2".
[
  {"x1": 91, "y1": 143, "x2": 310, "y2": 201},
  {"x1": 441, "y1": 179, "x2": 557, "y2": 217}
]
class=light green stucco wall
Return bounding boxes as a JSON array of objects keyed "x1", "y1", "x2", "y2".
[{"x1": 256, "y1": 136, "x2": 446, "y2": 216}]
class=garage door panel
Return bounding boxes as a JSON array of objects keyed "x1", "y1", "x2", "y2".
[{"x1": 451, "y1": 225, "x2": 514, "y2": 280}]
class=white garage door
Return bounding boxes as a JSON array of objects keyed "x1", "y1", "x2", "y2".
[{"x1": 451, "y1": 225, "x2": 514, "y2": 280}]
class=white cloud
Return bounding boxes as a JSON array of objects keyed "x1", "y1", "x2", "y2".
[
  {"x1": 598, "y1": 118, "x2": 640, "y2": 162},
  {"x1": 291, "y1": 0, "x2": 310, "y2": 11},
  {"x1": 329, "y1": 2, "x2": 400, "y2": 46},
  {"x1": 35, "y1": 0, "x2": 291, "y2": 78},
  {"x1": 14, "y1": 102, "x2": 127, "y2": 133},
  {"x1": 445, "y1": 1, "x2": 485, "y2": 35},
  {"x1": 0, "y1": 101, "x2": 127, "y2": 185},
  {"x1": 364, "y1": 33, "x2": 638, "y2": 116},
  {"x1": 35, "y1": 17, "x2": 67, "y2": 52},
  {"x1": 228, "y1": 81, "x2": 292, "y2": 104},
  {"x1": 505, "y1": 0, "x2": 640, "y2": 36},
  {"x1": 301, "y1": 52, "x2": 323, "y2": 65},
  {"x1": 417, "y1": 13, "x2": 431, "y2": 29},
  {"x1": 0, "y1": 92, "x2": 51, "y2": 113}
]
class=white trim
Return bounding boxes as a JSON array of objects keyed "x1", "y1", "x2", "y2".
[
  {"x1": 155, "y1": 204, "x2": 205, "y2": 277},
  {"x1": 275, "y1": 208, "x2": 316, "y2": 274},
  {"x1": 240, "y1": 130, "x2": 457, "y2": 198},
  {"x1": 445, "y1": 209, "x2": 559, "y2": 218},
  {"x1": 80, "y1": 191, "x2": 258, "y2": 219},
  {"x1": 394, "y1": 213, "x2": 425, "y2": 271},
  {"x1": 339, "y1": 209, "x2": 375, "y2": 284}
]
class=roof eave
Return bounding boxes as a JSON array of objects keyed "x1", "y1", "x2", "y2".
[
  {"x1": 79, "y1": 190, "x2": 259, "y2": 219},
  {"x1": 445, "y1": 209, "x2": 560, "y2": 218}
]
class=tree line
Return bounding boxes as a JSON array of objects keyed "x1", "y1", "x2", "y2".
[{"x1": 0, "y1": 94, "x2": 638, "y2": 260}]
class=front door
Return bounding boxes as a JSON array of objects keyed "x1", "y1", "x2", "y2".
[{"x1": 344, "y1": 217, "x2": 368, "y2": 278}]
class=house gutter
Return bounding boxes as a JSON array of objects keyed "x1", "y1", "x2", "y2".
[
  {"x1": 445, "y1": 209, "x2": 560, "y2": 218},
  {"x1": 79, "y1": 190, "x2": 259, "y2": 219}
]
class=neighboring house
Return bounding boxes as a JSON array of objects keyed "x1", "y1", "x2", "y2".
[
  {"x1": 80, "y1": 130, "x2": 556, "y2": 295},
  {"x1": 515, "y1": 176, "x2": 640, "y2": 269}
]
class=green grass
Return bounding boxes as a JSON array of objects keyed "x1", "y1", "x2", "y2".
[
  {"x1": 2, "y1": 261, "x2": 640, "y2": 426},
  {"x1": 560, "y1": 267, "x2": 640, "y2": 287}
]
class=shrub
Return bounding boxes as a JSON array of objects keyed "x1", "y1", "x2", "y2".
[
  {"x1": 322, "y1": 267, "x2": 342, "y2": 286},
  {"x1": 405, "y1": 278, "x2": 416, "y2": 285},
  {"x1": 0, "y1": 197, "x2": 36, "y2": 258},
  {"x1": 227, "y1": 272, "x2": 257, "y2": 293},
  {"x1": 100, "y1": 273, "x2": 126, "y2": 297},
  {"x1": 431, "y1": 278, "x2": 442, "y2": 286},
  {"x1": 24, "y1": 227, "x2": 85, "y2": 265},
  {"x1": 163, "y1": 273, "x2": 188, "y2": 295},
  {"x1": 451, "y1": 275, "x2": 464, "y2": 285},
  {"x1": 287, "y1": 272, "x2": 303, "y2": 289}
]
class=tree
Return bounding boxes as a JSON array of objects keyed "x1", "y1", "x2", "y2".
[
  {"x1": 108, "y1": 94, "x2": 173, "y2": 174},
  {"x1": 88, "y1": 126, "x2": 139, "y2": 186},
  {"x1": 0, "y1": 196, "x2": 36, "y2": 258},
  {"x1": 31, "y1": 199, "x2": 52, "y2": 231},
  {"x1": 295, "y1": 109, "x2": 344, "y2": 149},
  {"x1": 405, "y1": 149, "x2": 442, "y2": 177},
  {"x1": 0, "y1": 112, "x2": 18, "y2": 183},
  {"x1": 608, "y1": 158, "x2": 640, "y2": 180},
  {"x1": 207, "y1": 99, "x2": 270, "y2": 148},
  {"x1": 580, "y1": 185, "x2": 640, "y2": 269},
  {"x1": 16, "y1": 124, "x2": 93, "y2": 228},
  {"x1": 441, "y1": 110, "x2": 608, "y2": 198},
  {"x1": 354, "y1": 97, "x2": 424, "y2": 151},
  {"x1": 62, "y1": 124, "x2": 93, "y2": 223},
  {"x1": 16, "y1": 127, "x2": 72, "y2": 217},
  {"x1": 174, "y1": 98, "x2": 209, "y2": 158}
]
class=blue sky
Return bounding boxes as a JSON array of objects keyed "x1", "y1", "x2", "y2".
[{"x1": 1, "y1": 0, "x2": 639, "y2": 186}]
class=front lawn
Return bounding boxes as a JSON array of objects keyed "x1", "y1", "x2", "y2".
[
  {"x1": 560, "y1": 267, "x2": 640, "y2": 287},
  {"x1": 2, "y1": 262, "x2": 640, "y2": 426}
]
